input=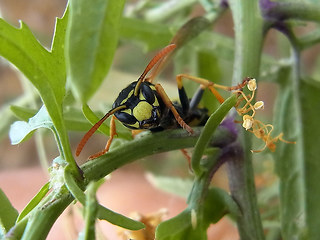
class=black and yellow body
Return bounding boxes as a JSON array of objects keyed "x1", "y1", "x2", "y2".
[
  {"x1": 76, "y1": 17, "x2": 223, "y2": 159},
  {"x1": 112, "y1": 80, "x2": 209, "y2": 132},
  {"x1": 112, "y1": 81, "x2": 163, "y2": 130},
  {"x1": 75, "y1": 42, "x2": 238, "y2": 159}
]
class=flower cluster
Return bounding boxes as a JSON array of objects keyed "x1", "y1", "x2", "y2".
[
  {"x1": 117, "y1": 209, "x2": 167, "y2": 240},
  {"x1": 234, "y1": 78, "x2": 295, "y2": 153}
]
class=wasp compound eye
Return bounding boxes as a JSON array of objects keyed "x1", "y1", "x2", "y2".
[
  {"x1": 140, "y1": 83, "x2": 155, "y2": 104},
  {"x1": 114, "y1": 111, "x2": 137, "y2": 125}
]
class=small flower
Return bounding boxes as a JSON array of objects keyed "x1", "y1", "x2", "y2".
[
  {"x1": 242, "y1": 115, "x2": 253, "y2": 130},
  {"x1": 232, "y1": 77, "x2": 295, "y2": 153},
  {"x1": 117, "y1": 209, "x2": 167, "y2": 240},
  {"x1": 247, "y1": 78, "x2": 257, "y2": 91},
  {"x1": 254, "y1": 101, "x2": 264, "y2": 110}
]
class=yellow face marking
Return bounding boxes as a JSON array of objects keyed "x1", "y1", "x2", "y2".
[
  {"x1": 150, "y1": 85, "x2": 156, "y2": 91},
  {"x1": 156, "y1": 109, "x2": 160, "y2": 117},
  {"x1": 150, "y1": 86, "x2": 159, "y2": 106},
  {"x1": 133, "y1": 101, "x2": 153, "y2": 121},
  {"x1": 120, "y1": 90, "x2": 134, "y2": 105},
  {"x1": 153, "y1": 97, "x2": 159, "y2": 107},
  {"x1": 139, "y1": 92, "x2": 146, "y2": 101},
  {"x1": 121, "y1": 108, "x2": 131, "y2": 115},
  {"x1": 127, "y1": 121, "x2": 139, "y2": 128}
]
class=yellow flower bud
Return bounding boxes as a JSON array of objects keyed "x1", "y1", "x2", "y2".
[
  {"x1": 247, "y1": 78, "x2": 257, "y2": 91},
  {"x1": 254, "y1": 101, "x2": 264, "y2": 110},
  {"x1": 242, "y1": 115, "x2": 253, "y2": 130}
]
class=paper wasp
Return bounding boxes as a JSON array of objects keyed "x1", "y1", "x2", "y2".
[{"x1": 76, "y1": 17, "x2": 247, "y2": 159}]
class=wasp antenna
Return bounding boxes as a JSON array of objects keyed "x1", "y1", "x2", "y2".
[
  {"x1": 76, "y1": 105, "x2": 126, "y2": 156},
  {"x1": 134, "y1": 44, "x2": 176, "y2": 96}
]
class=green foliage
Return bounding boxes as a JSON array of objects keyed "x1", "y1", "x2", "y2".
[
  {"x1": 300, "y1": 80, "x2": 320, "y2": 239},
  {"x1": 120, "y1": 17, "x2": 172, "y2": 51},
  {"x1": 9, "y1": 106, "x2": 55, "y2": 145},
  {"x1": 0, "y1": 189, "x2": 18, "y2": 234},
  {"x1": 275, "y1": 74, "x2": 320, "y2": 239},
  {"x1": 64, "y1": 164, "x2": 145, "y2": 230},
  {"x1": 16, "y1": 183, "x2": 50, "y2": 223},
  {"x1": 0, "y1": 0, "x2": 320, "y2": 239},
  {"x1": 191, "y1": 94, "x2": 237, "y2": 176},
  {"x1": 66, "y1": 0, "x2": 125, "y2": 103},
  {"x1": 156, "y1": 184, "x2": 239, "y2": 240}
]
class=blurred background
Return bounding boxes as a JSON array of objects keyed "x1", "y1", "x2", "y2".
[{"x1": 0, "y1": 0, "x2": 319, "y2": 239}]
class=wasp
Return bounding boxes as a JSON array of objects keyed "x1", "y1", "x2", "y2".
[{"x1": 76, "y1": 17, "x2": 247, "y2": 159}]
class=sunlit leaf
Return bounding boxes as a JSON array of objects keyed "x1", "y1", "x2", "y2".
[{"x1": 9, "y1": 106, "x2": 54, "y2": 145}]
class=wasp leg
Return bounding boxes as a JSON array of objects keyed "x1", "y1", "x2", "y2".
[
  {"x1": 131, "y1": 129, "x2": 144, "y2": 137},
  {"x1": 88, "y1": 115, "x2": 117, "y2": 159},
  {"x1": 155, "y1": 84, "x2": 194, "y2": 134},
  {"x1": 180, "y1": 149, "x2": 193, "y2": 172},
  {"x1": 189, "y1": 87, "x2": 206, "y2": 111},
  {"x1": 176, "y1": 79, "x2": 190, "y2": 115},
  {"x1": 176, "y1": 74, "x2": 224, "y2": 103},
  {"x1": 176, "y1": 74, "x2": 249, "y2": 104}
]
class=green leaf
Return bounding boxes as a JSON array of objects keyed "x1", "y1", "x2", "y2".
[
  {"x1": 0, "y1": 90, "x2": 39, "y2": 140},
  {"x1": 273, "y1": 72, "x2": 315, "y2": 239},
  {"x1": 156, "y1": 187, "x2": 237, "y2": 240},
  {"x1": 120, "y1": 17, "x2": 172, "y2": 51},
  {"x1": 147, "y1": 175, "x2": 193, "y2": 199},
  {"x1": 64, "y1": 166, "x2": 144, "y2": 230},
  {"x1": 16, "y1": 183, "x2": 50, "y2": 222},
  {"x1": 81, "y1": 181, "x2": 99, "y2": 240},
  {"x1": 64, "y1": 107, "x2": 97, "y2": 132},
  {"x1": 9, "y1": 105, "x2": 54, "y2": 145},
  {"x1": 0, "y1": 188, "x2": 19, "y2": 233},
  {"x1": 0, "y1": 19, "x2": 65, "y2": 106},
  {"x1": 10, "y1": 105, "x2": 37, "y2": 121},
  {"x1": 0, "y1": 103, "x2": 18, "y2": 140},
  {"x1": 51, "y1": 7, "x2": 69, "y2": 63},
  {"x1": 203, "y1": 187, "x2": 239, "y2": 223},
  {"x1": 10, "y1": 105, "x2": 96, "y2": 132},
  {"x1": 81, "y1": 104, "x2": 132, "y2": 139},
  {"x1": 192, "y1": 94, "x2": 238, "y2": 176},
  {"x1": 197, "y1": 50, "x2": 222, "y2": 113},
  {"x1": 156, "y1": 208, "x2": 207, "y2": 240},
  {"x1": 0, "y1": 9, "x2": 79, "y2": 174},
  {"x1": 66, "y1": 0, "x2": 126, "y2": 103},
  {"x1": 300, "y1": 79, "x2": 320, "y2": 239}
]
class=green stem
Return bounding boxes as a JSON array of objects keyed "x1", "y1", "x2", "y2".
[
  {"x1": 6, "y1": 216, "x2": 28, "y2": 240},
  {"x1": 144, "y1": 0, "x2": 198, "y2": 22},
  {"x1": 83, "y1": 182, "x2": 98, "y2": 240},
  {"x1": 20, "y1": 191, "x2": 73, "y2": 240},
  {"x1": 226, "y1": 145, "x2": 265, "y2": 240},
  {"x1": 64, "y1": 165, "x2": 144, "y2": 230},
  {"x1": 275, "y1": 26, "x2": 306, "y2": 239},
  {"x1": 188, "y1": 152, "x2": 221, "y2": 211},
  {"x1": 18, "y1": 126, "x2": 235, "y2": 240},
  {"x1": 298, "y1": 29, "x2": 320, "y2": 50},
  {"x1": 191, "y1": 94, "x2": 237, "y2": 176},
  {"x1": 22, "y1": 79, "x2": 49, "y2": 172},
  {"x1": 262, "y1": 2, "x2": 320, "y2": 22},
  {"x1": 16, "y1": 182, "x2": 50, "y2": 222},
  {"x1": 228, "y1": 0, "x2": 265, "y2": 239}
]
